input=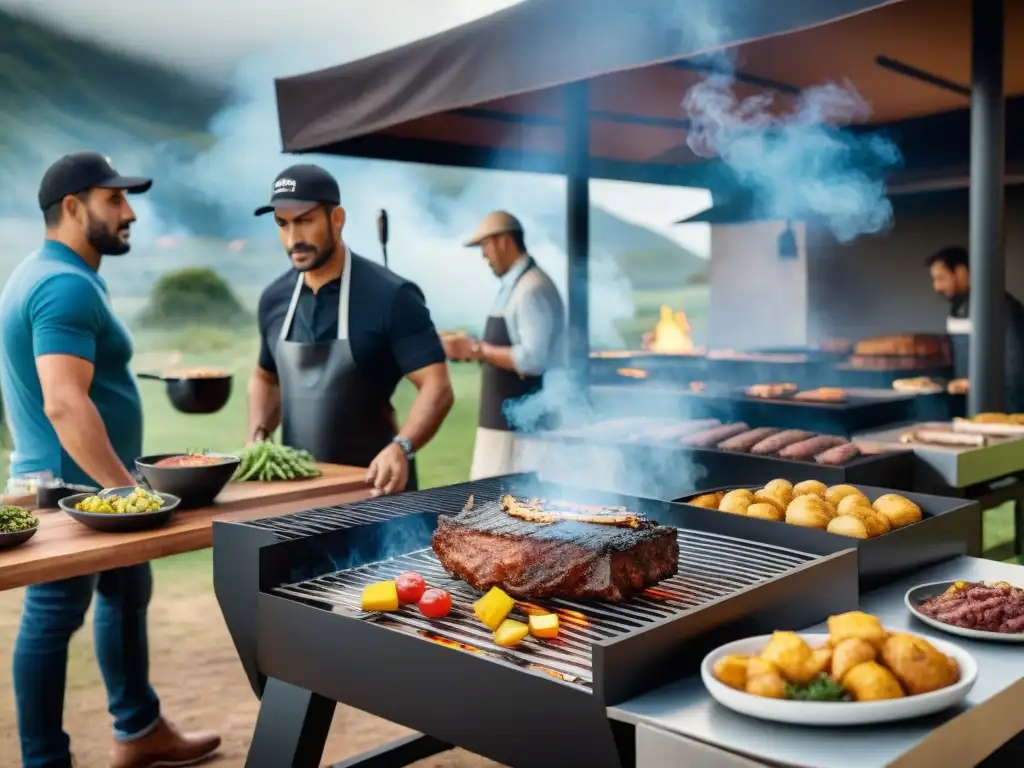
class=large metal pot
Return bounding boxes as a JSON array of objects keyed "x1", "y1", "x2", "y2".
[{"x1": 136, "y1": 372, "x2": 233, "y2": 414}]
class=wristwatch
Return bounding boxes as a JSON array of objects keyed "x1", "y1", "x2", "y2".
[{"x1": 392, "y1": 436, "x2": 415, "y2": 461}]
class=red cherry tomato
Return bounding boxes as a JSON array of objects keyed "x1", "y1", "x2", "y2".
[
  {"x1": 395, "y1": 572, "x2": 426, "y2": 604},
  {"x1": 418, "y1": 588, "x2": 452, "y2": 618}
]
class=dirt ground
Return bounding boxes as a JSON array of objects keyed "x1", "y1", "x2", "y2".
[{"x1": 0, "y1": 561, "x2": 503, "y2": 768}]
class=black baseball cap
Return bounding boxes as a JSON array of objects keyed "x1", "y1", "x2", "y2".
[
  {"x1": 38, "y1": 151, "x2": 152, "y2": 211},
  {"x1": 254, "y1": 164, "x2": 340, "y2": 216}
]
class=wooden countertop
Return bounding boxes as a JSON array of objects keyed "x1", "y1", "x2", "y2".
[{"x1": 0, "y1": 463, "x2": 371, "y2": 591}]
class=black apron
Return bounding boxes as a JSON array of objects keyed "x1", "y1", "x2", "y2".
[
  {"x1": 947, "y1": 296, "x2": 970, "y2": 380},
  {"x1": 276, "y1": 251, "x2": 417, "y2": 491},
  {"x1": 478, "y1": 259, "x2": 544, "y2": 431}
]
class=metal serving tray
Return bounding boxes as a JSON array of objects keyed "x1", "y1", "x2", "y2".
[
  {"x1": 674, "y1": 484, "x2": 981, "y2": 589},
  {"x1": 854, "y1": 421, "x2": 1024, "y2": 488}
]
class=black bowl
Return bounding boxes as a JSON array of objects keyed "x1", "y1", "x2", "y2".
[
  {"x1": 37, "y1": 482, "x2": 98, "y2": 509},
  {"x1": 135, "y1": 453, "x2": 240, "y2": 509},
  {"x1": 58, "y1": 488, "x2": 180, "y2": 533},
  {"x1": 0, "y1": 526, "x2": 38, "y2": 550}
]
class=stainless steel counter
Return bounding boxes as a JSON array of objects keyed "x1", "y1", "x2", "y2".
[{"x1": 609, "y1": 556, "x2": 1024, "y2": 768}]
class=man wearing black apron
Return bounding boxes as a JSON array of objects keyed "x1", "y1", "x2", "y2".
[
  {"x1": 927, "y1": 245, "x2": 1024, "y2": 412},
  {"x1": 247, "y1": 165, "x2": 454, "y2": 494},
  {"x1": 443, "y1": 211, "x2": 565, "y2": 479}
]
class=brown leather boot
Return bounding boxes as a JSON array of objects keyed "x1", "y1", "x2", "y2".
[{"x1": 109, "y1": 718, "x2": 221, "y2": 768}]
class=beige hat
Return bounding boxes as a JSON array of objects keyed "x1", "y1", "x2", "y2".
[{"x1": 463, "y1": 210, "x2": 523, "y2": 247}]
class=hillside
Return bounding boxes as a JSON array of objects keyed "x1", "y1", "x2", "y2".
[{"x1": 0, "y1": 8, "x2": 708, "y2": 307}]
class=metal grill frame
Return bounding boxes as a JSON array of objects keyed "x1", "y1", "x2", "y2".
[
  {"x1": 273, "y1": 529, "x2": 822, "y2": 687},
  {"x1": 215, "y1": 477, "x2": 861, "y2": 768}
]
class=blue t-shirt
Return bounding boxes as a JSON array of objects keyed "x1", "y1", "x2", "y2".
[{"x1": 0, "y1": 240, "x2": 143, "y2": 486}]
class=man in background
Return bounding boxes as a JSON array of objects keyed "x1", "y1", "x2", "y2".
[
  {"x1": 927, "y1": 245, "x2": 1024, "y2": 411},
  {"x1": 0, "y1": 152, "x2": 220, "y2": 768},
  {"x1": 443, "y1": 211, "x2": 565, "y2": 479}
]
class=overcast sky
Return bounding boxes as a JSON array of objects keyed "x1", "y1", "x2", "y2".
[
  {"x1": 0, "y1": 0, "x2": 524, "y2": 79},
  {"x1": 1, "y1": 0, "x2": 711, "y2": 256}
]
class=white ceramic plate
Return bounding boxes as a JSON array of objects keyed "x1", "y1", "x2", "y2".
[
  {"x1": 701, "y1": 633, "x2": 977, "y2": 726},
  {"x1": 905, "y1": 581, "x2": 1024, "y2": 644}
]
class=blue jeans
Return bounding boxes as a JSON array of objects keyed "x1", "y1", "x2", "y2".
[{"x1": 13, "y1": 563, "x2": 162, "y2": 768}]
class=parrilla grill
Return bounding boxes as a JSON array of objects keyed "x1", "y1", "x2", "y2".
[
  {"x1": 214, "y1": 476, "x2": 859, "y2": 768},
  {"x1": 430, "y1": 494, "x2": 678, "y2": 600}
]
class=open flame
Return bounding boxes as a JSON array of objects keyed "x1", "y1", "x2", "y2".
[{"x1": 644, "y1": 305, "x2": 695, "y2": 354}]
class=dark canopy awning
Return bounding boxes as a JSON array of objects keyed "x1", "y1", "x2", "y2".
[{"x1": 275, "y1": 0, "x2": 902, "y2": 183}]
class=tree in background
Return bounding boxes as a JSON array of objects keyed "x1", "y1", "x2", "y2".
[{"x1": 136, "y1": 267, "x2": 251, "y2": 330}]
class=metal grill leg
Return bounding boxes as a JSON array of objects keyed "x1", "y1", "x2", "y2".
[
  {"x1": 245, "y1": 678, "x2": 335, "y2": 768},
  {"x1": 328, "y1": 734, "x2": 452, "y2": 768}
]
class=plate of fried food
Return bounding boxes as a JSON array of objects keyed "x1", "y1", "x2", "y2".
[
  {"x1": 687, "y1": 480, "x2": 923, "y2": 539},
  {"x1": 906, "y1": 580, "x2": 1024, "y2": 642},
  {"x1": 702, "y1": 611, "x2": 977, "y2": 725}
]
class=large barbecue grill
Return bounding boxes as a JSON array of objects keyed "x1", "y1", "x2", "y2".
[{"x1": 215, "y1": 476, "x2": 859, "y2": 768}]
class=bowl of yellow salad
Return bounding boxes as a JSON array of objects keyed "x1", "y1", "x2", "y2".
[{"x1": 59, "y1": 486, "x2": 180, "y2": 532}]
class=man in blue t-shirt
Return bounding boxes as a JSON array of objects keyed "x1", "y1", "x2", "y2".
[{"x1": 0, "y1": 153, "x2": 220, "y2": 768}]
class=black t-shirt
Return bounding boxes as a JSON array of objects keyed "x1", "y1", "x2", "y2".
[{"x1": 257, "y1": 253, "x2": 445, "y2": 400}]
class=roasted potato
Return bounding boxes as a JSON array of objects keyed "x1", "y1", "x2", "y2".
[
  {"x1": 763, "y1": 479, "x2": 794, "y2": 502},
  {"x1": 746, "y1": 672, "x2": 786, "y2": 699},
  {"x1": 841, "y1": 504, "x2": 891, "y2": 537},
  {"x1": 872, "y1": 494, "x2": 923, "y2": 529},
  {"x1": 690, "y1": 492, "x2": 725, "y2": 509},
  {"x1": 785, "y1": 503, "x2": 831, "y2": 530},
  {"x1": 713, "y1": 654, "x2": 749, "y2": 690},
  {"x1": 843, "y1": 661, "x2": 905, "y2": 701},
  {"x1": 827, "y1": 611, "x2": 886, "y2": 650},
  {"x1": 826, "y1": 515, "x2": 870, "y2": 539},
  {"x1": 881, "y1": 633, "x2": 959, "y2": 695},
  {"x1": 760, "y1": 631, "x2": 813, "y2": 684},
  {"x1": 824, "y1": 484, "x2": 865, "y2": 507},
  {"x1": 789, "y1": 493, "x2": 837, "y2": 518},
  {"x1": 753, "y1": 489, "x2": 787, "y2": 511},
  {"x1": 797, "y1": 646, "x2": 834, "y2": 685},
  {"x1": 719, "y1": 492, "x2": 753, "y2": 515},
  {"x1": 831, "y1": 637, "x2": 876, "y2": 681},
  {"x1": 836, "y1": 493, "x2": 872, "y2": 517},
  {"x1": 746, "y1": 502, "x2": 785, "y2": 522},
  {"x1": 792, "y1": 479, "x2": 828, "y2": 498}
]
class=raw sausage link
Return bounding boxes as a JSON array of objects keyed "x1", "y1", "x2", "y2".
[
  {"x1": 778, "y1": 435, "x2": 847, "y2": 461},
  {"x1": 716, "y1": 427, "x2": 781, "y2": 452},
  {"x1": 749, "y1": 429, "x2": 814, "y2": 456},
  {"x1": 815, "y1": 442, "x2": 861, "y2": 465},
  {"x1": 680, "y1": 422, "x2": 750, "y2": 447}
]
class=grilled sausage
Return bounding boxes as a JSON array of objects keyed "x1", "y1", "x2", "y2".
[
  {"x1": 815, "y1": 442, "x2": 862, "y2": 465},
  {"x1": 749, "y1": 429, "x2": 813, "y2": 455},
  {"x1": 680, "y1": 422, "x2": 750, "y2": 447},
  {"x1": 778, "y1": 435, "x2": 847, "y2": 461},
  {"x1": 716, "y1": 427, "x2": 781, "y2": 452}
]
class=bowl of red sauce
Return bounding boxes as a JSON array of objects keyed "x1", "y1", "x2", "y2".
[{"x1": 135, "y1": 452, "x2": 240, "y2": 509}]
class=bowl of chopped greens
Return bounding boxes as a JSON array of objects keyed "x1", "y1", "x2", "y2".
[
  {"x1": 0, "y1": 505, "x2": 39, "y2": 549},
  {"x1": 58, "y1": 486, "x2": 179, "y2": 533}
]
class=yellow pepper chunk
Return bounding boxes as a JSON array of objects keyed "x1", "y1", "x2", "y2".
[
  {"x1": 494, "y1": 619, "x2": 530, "y2": 648},
  {"x1": 473, "y1": 586, "x2": 515, "y2": 630},
  {"x1": 361, "y1": 581, "x2": 399, "y2": 612},
  {"x1": 528, "y1": 613, "x2": 560, "y2": 639}
]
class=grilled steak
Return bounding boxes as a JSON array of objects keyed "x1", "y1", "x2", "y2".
[
  {"x1": 916, "y1": 581, "x2": 1024, "y2": 634},
  {"x1": 431, "y1": 497, "x2": 678, "y2": 601}
]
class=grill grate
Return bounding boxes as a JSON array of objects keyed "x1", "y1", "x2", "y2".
[
  {"x1": 273, "y1": 529, "x2": 816, "y2": 688},
  {"x1": 247, "y1": 478, "x2": 505, "y2": 539}
]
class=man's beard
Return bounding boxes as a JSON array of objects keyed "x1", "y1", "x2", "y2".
[
  {"x1": 290, "y1": 230, "x2": 335, "y2": 272},
  {"x1": 85, "y1": 211, "x2": 131, "y2": 256}
]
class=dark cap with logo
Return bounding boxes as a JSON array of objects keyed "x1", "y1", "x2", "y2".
[
  {"x1": 38, "y1": 151, "x2": 152, "y2": 211},
  {"x1": 254, "y1": 164, "x2": 340, "y2": 216}
]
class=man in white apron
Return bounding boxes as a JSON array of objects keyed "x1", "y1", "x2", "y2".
[
  {"x1": 247, "y1": 165, "x2": 454, "y2": 495},
  {"x1": 927, "y1": 245, "x2": 1024, "y2": 411},
  {"x1": 444, "y1": 211, "x2": 565, "y2": 479}
]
